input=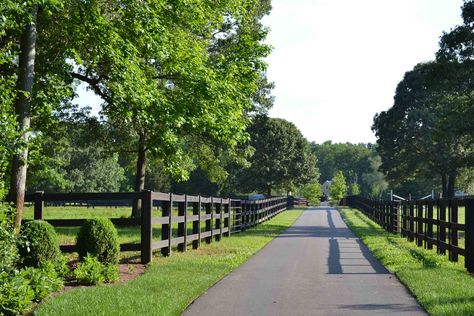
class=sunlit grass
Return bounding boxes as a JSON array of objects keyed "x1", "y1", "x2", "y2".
[
  {"x1": 35, "y1": 209, "x2": 304, "y2": 316},
  {"x1": 341, "y1": 207, "x2": 474, "y2": 316}
]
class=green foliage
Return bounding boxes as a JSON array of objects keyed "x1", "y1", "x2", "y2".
[
  {"x1": 348, "y1": 183, "x2": 361, "y2": 195},
  {"x1": 372, "y1": 61, "x2": 474, "y2": 197},
  {"x1": 0, "y1": 206, "x2": 19, "y2": 274},
  {"x1": 20, "y1": 263, "x2": 63, "y2": 302},
  {"x1": 299, "y1": 182, "x2": 322, "y2": 205},
  {"x1": 330, "y1": 171, "x2": 347, "y2": 201},
  {"x1": 73, "y1": 255, "x2": 119, "y2": 286},
  {"x1": 35, "y1": 210, "x2": 303, "y2": 316},
  {"x1": 310, "y1": 141, "x2": 387, "y2": 196},
  {"x1": 27, "y1": 113, "x2": 127, "y2": 193},
  {"x1": 0, "y1": 272, "x2": 35, "y2": 316},
  {"x1": 18, "y1": 220, "x2": 61, "y2": 268},
  {"x1": 342, "y1": 208, "x2": 474, "y2": 316},
  {"x1": 76, "y1": 218, "x2": 119, "y2": 265},
  {"x1": 239, "y1": 116, "x2": 319, "y2": 195}
]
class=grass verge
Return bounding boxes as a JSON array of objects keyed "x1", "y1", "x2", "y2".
[
  {"x1": 340, "y1": 207, "x2": 474, "y2": 316},
  {"x1": 35, "y1": 208, "x2": 304, "y2": 316}
]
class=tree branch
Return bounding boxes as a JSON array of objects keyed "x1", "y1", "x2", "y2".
[{"x1": 70, "y1": 72, "x2": 111, "y2": 103}]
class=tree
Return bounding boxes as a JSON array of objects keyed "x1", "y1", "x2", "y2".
[
  {"x1": 53, "y1": 0, "x2": 272, "y2": 216},
  {"x1": 2, "y1": 0, "x2": 73, "y2": 230},
  {"x1": 330, "y1": 171, "x2": 347, "y2": 201},
  {"x1": 372, "y1": 61, "x2": 474, "y2": 198},
  {"x1": 311, "y1": 142, "x2": 371, "y2": 185},
  {"x1": 2, "y1": 0, "x2": 274, "y2": 218},
  {"x1": 310, "y1": 141, "x2": 386, "y2": 196},
  {"x1": 360, "y1": 155, "x2": 388, "y2": 199},
  {"x1": 238, "y1": 116, "x2": 319, "y2": 195},
  {"x1": 299, "y1": 181, "x2": 322, "y2": 205},
  {"x1": 348, "y1": 183, "x2": 360, "y2": 196}
]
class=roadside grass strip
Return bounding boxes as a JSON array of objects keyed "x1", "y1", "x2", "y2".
[
  {"x1": 35, "y1": 208, "x2": 304, "y2": 316},
  {"x1": 341, "y1": 207, "x2": 474, "y2": 316}
]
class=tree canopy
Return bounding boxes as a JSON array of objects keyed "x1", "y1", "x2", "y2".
[
  {"x1": 372, "y1": 61, "x2": 474, "y2": 198},
  {"x1": 238, "y1": 116, "x2": 319, "y2": 195},
  {"x1": 330, "y1": 171, "x2": 346, "y2": 201},
  {"x1": 1, "y1": 0, "x2": 275, "y2": 222}
]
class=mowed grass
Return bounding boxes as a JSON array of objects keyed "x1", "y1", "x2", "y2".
[
  {"x1": 341, "y1": 207, "x2": 474, "y2": 316},
  {"x1": 35, "y1": 208, "x2": 304, "y2": 316}
]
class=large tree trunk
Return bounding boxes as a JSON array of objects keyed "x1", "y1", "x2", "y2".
[
  {"x1": 10, "y1": 5, "x2": 38, "y2": 233},
  {"x1": 447, "y1": 174, "x2": 456, "y2": 199},
  {"x1": 131, "y1": 133, "x2": 147, "y2": 218},
  {"x1": 441, "y1": 174, "x2": 447, "y2": 198}
]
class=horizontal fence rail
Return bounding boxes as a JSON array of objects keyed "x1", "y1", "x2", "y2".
[
  {"x1": 22, "y1": 191, "x2": 289, "y2": 263},
  {"x1": 345, "y1": 195, "x2": 474, "y2": 273}
]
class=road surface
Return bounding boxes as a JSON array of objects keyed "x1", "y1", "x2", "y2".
[{"x1": 182, "y1": 206, "x2": 426, "y2": 316}]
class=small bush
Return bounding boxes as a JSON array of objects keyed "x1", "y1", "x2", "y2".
[
  {"x1": 18, "y1": 220, "x2": 61, "y2": 268},
  {"x1": 0, "y1": 272, "x2": 35, "y2": 315},
  {"x1": 76, "y1": 217, "x2": 119, "y2": 265},
  {"x1": 74, "y1": 255, "x2": 119, "y2": 285},
  {"x1": 21, "y1": 264, "x2": 63, "y2": 302}
]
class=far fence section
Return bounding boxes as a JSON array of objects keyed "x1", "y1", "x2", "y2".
[
  {"x1": 345, "y1": 195, "x2": 474, "y2": 273},
  {"x1": 24, "y1": 191, "x2": 289, "y2": 263}
]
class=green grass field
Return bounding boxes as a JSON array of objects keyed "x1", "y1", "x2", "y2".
[
  {"x1": 341, "y1": 207, "x2": 474, "y2": 316},
  {"x1": 34, "y1": 208, "x2": 303, "y2": 316}
]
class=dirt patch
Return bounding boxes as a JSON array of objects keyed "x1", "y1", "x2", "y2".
[{"x1": 61, "y1": 262, "x2": 147, "y2": 291}]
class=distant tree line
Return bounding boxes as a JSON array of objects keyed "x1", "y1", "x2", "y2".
[
  {"x1": 310, "y1": 142, "x2": 388, "y2": 199},
  {"x1": 372, "y1": 0, "x2": 474, "y2": 199}
]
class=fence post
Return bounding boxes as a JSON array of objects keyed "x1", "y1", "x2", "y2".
[
  {"x1": 141, "y1": 190, "x2": 153, "y2": 264},
  {"x1": 389, "y1": 201, "x2": 395, "y2": 233},
  {"x1": 450, "y1": 200, "x2": 459, "y2": 262},
  {"x1": 224, "y1": 201, "x2": 230, "y2": 237},
  {"x1": 439, "y1": 199, "x2": 447, "y2": 255},
  {"x1": 177, "y1": 196, "x2": 187, "y2": 252},
  {"x1": 34, "y1": 191, "x2": 44, "y2": 220},
  {"x1": 215, "y1": 198, "x2": 222, "y2": 242},
  {"x1": 409, "y1": 200, "x2": 415, "y2": 242},
  {"x1": 192, "y1": 197, "x2": 201, "y2": 249},
  {"x1": 465, "y1": 199, "x2": 474, "y2": 273},
  {"x1": 416, "y1": 202, "x2": 423, "y2": 247},
  {"x1": 205, "y1": 198, "x2": 212, "y2": 244},
  {"x1": 161, "y1": 193, "x2": 172, "y2": 257},
  {"x1": 427, "y1": 200, "x2": 434, "y2": 250}
]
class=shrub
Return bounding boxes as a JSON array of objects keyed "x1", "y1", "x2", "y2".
[
  {"x1": 74, "y1": 255, "x2": 119, "y2": 285},
  {"x1": 18, "y1": 220, "x2": 61, "y2": 268},
  {"x1": 76, "y1": 217, "x2": 119, "y2": 265},
  {"x1": 0, "y1": 206, "x2": 18, "y2": 274},
  {"x1": 0, "y1": 272, "x2": 34, "y2": 315},
  {"x1": 21, "y1": 264, "x2": 63, "y2": 302}
]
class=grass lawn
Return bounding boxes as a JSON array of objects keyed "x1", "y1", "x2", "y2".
[
  {"x1": 34, "y1": 208, "x2": 304, "y2": 316},
  {"x1": 341, "y1": 207, "x2": 474, "y2": 316}
]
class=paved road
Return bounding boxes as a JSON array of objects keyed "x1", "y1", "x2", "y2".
[{"x1": 182, "y1": 206, "x2": 426, "y2": 316}]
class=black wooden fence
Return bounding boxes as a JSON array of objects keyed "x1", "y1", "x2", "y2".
[
  {"x1": 24, "y1": 191, "x2": 288, "y2": 263},
  {"x1": 345, "y1": 195, "x2": 474, "y2": 273}
]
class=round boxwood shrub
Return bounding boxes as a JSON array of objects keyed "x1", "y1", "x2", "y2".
[
  {"x1": 18, "y1": 220, "x2": 61, "y2": 268},
  {"x1": 76, "y1": 217, "x2": 119, "y2": 265}
]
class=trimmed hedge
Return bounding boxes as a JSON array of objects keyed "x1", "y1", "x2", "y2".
[
  {"x1": 76, "y1": 217, "x2": 119, "y2": 265},
  {"x1": 18, "y1": 220, "x2": 61, "y2": 268}
]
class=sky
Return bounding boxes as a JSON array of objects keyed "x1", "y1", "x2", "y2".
[
  {"x1": 76, "y1": 0, "x2": 464, "y2": 144},
  {"x1": 262, "y1": 0, "x2": 464, "y2": 144}
]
